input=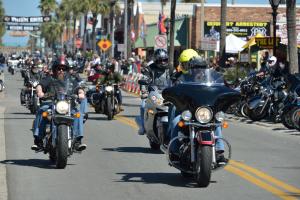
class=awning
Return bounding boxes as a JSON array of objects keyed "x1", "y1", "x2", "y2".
[
  {"x1": 135, "y1": 18, "x2": 188, "y2": 48},
  {"x1": 242, "y1": 33, "x2": 265, "y2": 49}
]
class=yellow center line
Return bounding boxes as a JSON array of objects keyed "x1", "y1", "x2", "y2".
[
  {"x1": 226, "y1": 165, "x2": 298, "y2": 200},
  {"x1": 230, "y1": 160, "x2": 300, "y2": 195},
  {"x1": 116, "y1": 115, "x2": 299, "y2": 199}
]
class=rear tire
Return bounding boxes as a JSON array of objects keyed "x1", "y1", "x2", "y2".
[
  {"x1": 56, "y1": 125, "x2": 69, "y2": 169},
  {"x1": 195, "y1": 146, "x2": 212, "y2": 187},
  {"x1": 281, "y1": 107, "x2": 296, "y2": 129}
]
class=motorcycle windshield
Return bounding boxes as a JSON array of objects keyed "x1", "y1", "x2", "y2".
[
  {"x1": 178, "y1": 68, "x2": 224, "y2": 86},
  {"x1": 162, "y1": 68, "x2": 240, "y2": 113}
]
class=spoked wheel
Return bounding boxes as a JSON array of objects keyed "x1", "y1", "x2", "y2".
[
  {"x1": 248, "y1": 105, "x2": 267, "y2": 121},
  {"x1": 281, "y1": 107, "x2": 297, "y2": 129}
]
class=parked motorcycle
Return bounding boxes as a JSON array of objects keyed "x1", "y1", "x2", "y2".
[
  {"x1": 247, "y1": 77, "x2": 288, "y2": 122},
  {"x1": 162, "y1": 68, "x2": 240, "y2": 187},
  {"x1": 38, "y1": 91, "x2": 81, "y2": 169},
  {"x1": 90, "y1": 83, "x2": 121, "y2": 120},
  {"x1": 138, "y1": 80, "x2": 169, "y2": 150}
]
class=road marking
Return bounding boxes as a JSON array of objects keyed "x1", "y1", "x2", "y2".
[
  {"x1": 230, "y1": 160, "x2": 300, "y2": 195},
  {"x1": 0, "y1": 106, "x2": 7, "y2": 200},
  {"x1": 116, "y1": 115, "x2": 300, "y2": 199},
  {"x1": 226, "y1": 165, "x2": 298, "y2": 200}
]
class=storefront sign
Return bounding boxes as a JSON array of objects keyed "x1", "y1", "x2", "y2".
[
  {"x1": 200, "y1": 38, "x2": 217, "y2": 51},
  {"x1": 276, "y1": 13, "x2": 300, "y2": 46},
  {"x1": 3, "y1": 16, "x2": 51, "y2": 23},
  {"x1": 255, "y1": 37, "x2": 281, "y2": 49},
  {"x1": 204, "y1": 21, "x2": 270, "y2": 41}
]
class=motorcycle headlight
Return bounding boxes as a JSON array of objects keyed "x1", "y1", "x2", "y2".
[
  {"x1": 215, "y1": 111, "x2": 225, "y2": 122},
  {"x1": 151, "y1": 95, "x2": 164, "y2": 106},
  {"x1": 195, "y1": 107, "x2": 213, "y2": 123},
  {"x1": 32, "y1": 81, "x2": 38, "y2": 87},
  {"x1": 56, "y1": 101, "x2": 69, "y2": 114},
  {"x1": 105, "y1": 86, "x2": 113, "y2": 92},
  {"x1": 181, "y1": 110, "x2": 192, "y2": 121}
]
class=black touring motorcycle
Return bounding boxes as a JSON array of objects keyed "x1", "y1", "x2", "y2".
[{"x1": 162, "y1": 67, "x2": 240, "y2": 187}]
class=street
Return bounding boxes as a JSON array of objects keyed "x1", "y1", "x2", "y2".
[{"x1": 0, "y1": 71, "x2": 300, "y2": 200}]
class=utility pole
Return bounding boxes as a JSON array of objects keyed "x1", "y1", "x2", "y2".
[
  {"x1": 124, "y1": 0, "x2": 128, "y2": 59},
  {"x1": 127, "y1": 0, "x2": 133, "y2": 59},
  {"x1": 169, "y1": 0, "x2": 177, "y2": 71}
]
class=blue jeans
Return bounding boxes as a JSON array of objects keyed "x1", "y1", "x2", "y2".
[
  {"x1": 168, "y1": 107, "x2": 225, "y2": 154},
  {"x1": 139, "y1": 98, "x2": 146, "y2": 131},
  {"x1": 33, "y1": 103, "x2": 84, "y2": 139},
  {"x1": 80, "y1": 98, "x2": 88, "y2": 114}
]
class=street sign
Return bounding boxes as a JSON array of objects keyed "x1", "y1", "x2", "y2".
[
  {"x1": 97, "y1": 39, "x2": 112, "y2": 51},
  {"x1": 154, "y1": 35, "x2": 167, "y2": 50},
  {"x1": 6, "y1": 25, "x2": 40, "y2": 31},
  {"x1": 3, "y1": 16, "x2": 51, "y2": 23},
  {"x1": 200, "y1": 38, "x2": 217, "y2": 51}
]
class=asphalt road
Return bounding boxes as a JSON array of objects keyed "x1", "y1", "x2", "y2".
[{"x1": 0, "y1": 71, "x2": 300, "y2": 200}]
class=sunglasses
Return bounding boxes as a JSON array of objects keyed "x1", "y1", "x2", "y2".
[{"x1": 56, "y1": 66, "x2": 66, "y2": 72}]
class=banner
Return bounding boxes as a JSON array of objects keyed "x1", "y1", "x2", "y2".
[
  {"x1": 204, "y1": 21, "x2": 270, "y2": 41},
  {"x1": 3, "y1": 16, "x2": 51, "y2": 23},
  {"x1": 6, "y1": 25, "x2": 40, "y2": 31}
]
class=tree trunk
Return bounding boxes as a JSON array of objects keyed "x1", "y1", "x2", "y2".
[
  {"x1": 92, "y1": 14, "x2": 98, "y2": 53},
  {"x1": 73, "y1": 18, "x2": 77, "y2": 54},
  {"x1": 169, "y1": 0, "x2": 176, "y2": 72},
  {"x1": 286, "y1": 0, "x2": 298, "y2": 74},
  {"x1": 219, "y1": 0, "x2": 227, "y2": 67},
  {"x1": 83, "y1": 14, "x2": 88, "y2": 54},
  {"x1": 126, "y1": 0, "x2": 133, "y2": 59}
]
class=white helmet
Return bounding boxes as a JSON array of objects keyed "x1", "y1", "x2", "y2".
[{"x1": 268, "y1": 56, "x2": 277, "y2": 67}]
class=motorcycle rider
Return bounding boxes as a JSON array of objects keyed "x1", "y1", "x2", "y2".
[
  {"x1": 97, "y1": 62, "x2": 123, "y2": 111},
  {"x1": 31, "y1": 55, "x2": 87, "y2": 151},
  {"x1": 138, "y1": 48, "x2": 171, "y2": 135},
  {"x1": 20, "y1": 59, "x2": 43, "y2": 105},
  {"x1": 168, "y1": 49, "x2": 227, "y2": 164}
]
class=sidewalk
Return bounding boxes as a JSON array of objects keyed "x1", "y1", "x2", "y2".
[{"x1": 0, "y1": 105, "x2": 7, "y2": 200}]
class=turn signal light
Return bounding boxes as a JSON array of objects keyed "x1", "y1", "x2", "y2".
[
  {"x1": 223, "y1": 121, "x2": 229, "y2": 128},
  {"x1": 178, "y1": 121, "x2": 185, "y2": 128},
  {"x1": 42, "y1": 112, "x2": 48, "y2": 118},
  {"x1": 74, "y1": 113, "x2": 81, "y2": 118}
]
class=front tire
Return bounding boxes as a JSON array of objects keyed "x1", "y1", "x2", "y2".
[
  {"x1": 107, "y1": 97, "x2": 113, "y2": 120},
  {"x1": 56, "y1": 124, "x2": 69, "y2": 169},
  {"x1": 281, "y1": 107, "x2": 296, "y2": 129},
  {"x1": 149, "y1": 139, "x2": 160, "y2": 150},
  {"x1": 248, "y1": 105, "x2": 267, "y2": 121},
  {"x1": 195, "y1": 146, "x2": 212, "y2": 187}
]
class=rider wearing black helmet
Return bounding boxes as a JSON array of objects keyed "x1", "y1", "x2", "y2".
[
  {"x1": 138, "y1": 48, "x2": 171, "y2": 135},
  {"x1": 32, "y1": 55, "x2": 87, "y2": 151}
]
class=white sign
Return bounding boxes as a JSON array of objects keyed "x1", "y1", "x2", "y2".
[
  {"x1": 240, "y1": 53, "x2": 249, "y2": 63},
  {"x1": 200, "y1": 38, "x2": 217, "y2": 51},
  {"x1": 154, "y1": 35, "x2": 167, "y2": 50},
  {"x1": 117, "y1": 44, "x2": 125, "y2": 52}
]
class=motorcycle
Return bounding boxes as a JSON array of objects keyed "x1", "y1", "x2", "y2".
[
  {"x1": 38, "y1": 91, "x2": 82, "y2": 169},
  {"x1": 162, "y1": 68, "x2": 240, "y2": 187},
  {"x1": 0, "y1": 79, "x2": 3, "y2": 92},
  {"x1": 90, "y1": 83, "x2": 121, "y2": 120},
  {"x1": 247, "y1": 77, "x2": 288, "y2": 122},
  {"x1": 138, "y1": 80, "x2": 169, "y2": 150},
  {"x1": 22, "y1": 79, "x2": 40, "y2": 114}
]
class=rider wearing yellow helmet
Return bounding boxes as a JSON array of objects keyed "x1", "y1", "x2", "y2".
[{"x1": 177, "y1": 49, "x2": 199, "y2": 73}]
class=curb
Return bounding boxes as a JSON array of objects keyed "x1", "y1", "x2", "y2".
[{"x1": 0, "y1": 106, "x2": 7, "y2": 200}]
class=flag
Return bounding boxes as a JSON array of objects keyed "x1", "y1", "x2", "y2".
[{"x1": 157, "y1": 13, "x2": 167, "y2": 34}]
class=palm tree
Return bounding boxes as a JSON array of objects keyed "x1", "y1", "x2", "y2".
[
  {"x1": 70, "y1": 0, "x2": 83, "y2": 53},
  {"x1": 169, "y1": 0, "x2": 176, "y2": 70},
  {"x1": 286, "y1": 0, "x2": 298, "y2": 74},
  {"x1": 41, "y1": 18, "x2": 64, "y2": 51},
  {"x1": 0, "y1": 0, "x2": 5, "y2": 45},
  {"x1": 38, "y1": 0, "x2": 57, "y2": 16},
  {"x1": 219, "y1": 0, "x2": 227, "y2": 67}
]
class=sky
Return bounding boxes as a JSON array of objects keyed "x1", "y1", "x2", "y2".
[{"x1": 2, "y1": 0, "x2": 298, "y2": 47}]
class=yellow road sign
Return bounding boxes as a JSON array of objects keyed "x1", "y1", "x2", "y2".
[{"x1": 97, "y1": 39, "x2": 112, "y2": 51}]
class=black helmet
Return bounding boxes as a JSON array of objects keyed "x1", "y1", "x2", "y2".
[
  {"x1": 153, "y1": 49, "x2": 169, "y2": 69},
  {"x1": 52, "y1": 55, "x2": 69, "y2": 72}
]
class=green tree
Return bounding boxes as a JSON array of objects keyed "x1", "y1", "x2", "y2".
[
  {"x1": 38, "y1": 0, "x2": 57, "y2": 15},
  {"x1": 0, "y1": 0, "x2": 6, "y2": 45},
  {"x1": 219, "y1": 0, "x2": 227, "y2": 67},
  {"x1": 40, "y1": 18, "x2": 64, "y2": 50}
]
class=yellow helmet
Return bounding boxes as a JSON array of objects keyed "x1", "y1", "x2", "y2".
[{"x1": 178, "y1": 49, "x2": 199, "y2": 63}]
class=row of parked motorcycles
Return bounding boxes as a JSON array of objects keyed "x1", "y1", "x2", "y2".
[
  {"x1": 227, "y1": 72, "x2": 300, "y2": 130},
  {"x1": 138, "y1": 67, "x2": 240, "y2": 187}
]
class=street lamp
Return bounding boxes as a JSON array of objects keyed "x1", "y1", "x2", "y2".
[
  {"x1": 269, "y1": 0, "x2": 280, "y2": 56},
  {"x1": 110, "y1": 0, "x2": 117, "y2": 58}
]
